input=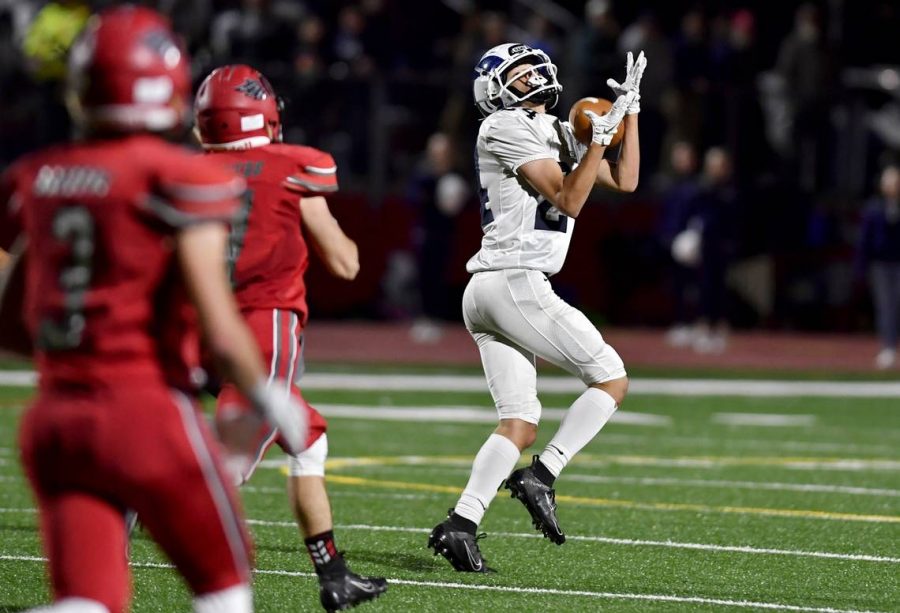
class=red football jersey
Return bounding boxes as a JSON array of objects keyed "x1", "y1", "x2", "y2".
[
  {"x1": 205, "y1": 143, "x2": 338, "y2": 326},
  {"x1": 0, "y1": 134, "x2": 243, "y2": 390}
]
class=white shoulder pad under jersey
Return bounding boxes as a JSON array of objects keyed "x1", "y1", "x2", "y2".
[{"x1": 467, "y1": 108, "x2": 583, "y2": 276}]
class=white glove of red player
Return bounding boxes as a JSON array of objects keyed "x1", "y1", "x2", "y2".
[
  {"x1": 583, "y1": 91, "x2": 635, "y2": 146},
  {"x1": 248, "y1": 379, "x2": 308, "y2": 455},
  {"x1": 607, "y1": 50, "x2": 647, "y2": 115}
]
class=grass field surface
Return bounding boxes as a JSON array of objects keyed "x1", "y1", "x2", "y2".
[{"x1": 0, "y1": 372, "x2": 897, "y2": 612}]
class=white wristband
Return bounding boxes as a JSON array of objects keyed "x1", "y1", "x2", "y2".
[{"x1": 247, "y1": 380, "x2": 272, "y2": 414}]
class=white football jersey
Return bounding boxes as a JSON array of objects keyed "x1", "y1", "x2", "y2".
[{"x1": 467, "y1": 107, "x2": 585, "y2": 276}]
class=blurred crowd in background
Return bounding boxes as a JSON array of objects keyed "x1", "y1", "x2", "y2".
[{"x1": 1, "y1": 0, "x2": 899, "y2": 366}]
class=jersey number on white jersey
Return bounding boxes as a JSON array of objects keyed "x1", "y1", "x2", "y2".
[{"x1": 474, "y1": 148, "x2": 494, "y2": 226}]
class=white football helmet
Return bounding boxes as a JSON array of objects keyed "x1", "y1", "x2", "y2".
[{"x1": 473, "y1": 43, "x2": 562, "y2": 116}]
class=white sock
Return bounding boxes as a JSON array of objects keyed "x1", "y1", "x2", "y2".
[
  {"x1": 193, "y1": 585, "x2": 253, "y2": 613},
  {"x1": 539, "y1": 388, "x2": 617, "y2": 478},
  {"x1": 27, "y1": 599, "x2": 109, "y2": 613},
  {"x1": 454, "y1": 433, "x2": 521, "y2": 526}
]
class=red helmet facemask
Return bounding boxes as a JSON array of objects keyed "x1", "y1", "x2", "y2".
[
  {"x1": 194, "y1": 65, "x2": 284, "y2": 150},
  {"x1": 66, "y1": 6, "x2": 191, "y2": 132}
]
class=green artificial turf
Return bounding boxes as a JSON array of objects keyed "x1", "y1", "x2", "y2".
[{"x1": 0, "y1": 377, "x2": 897, "y2": 612}]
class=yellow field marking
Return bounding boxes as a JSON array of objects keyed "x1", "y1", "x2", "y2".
[
  {"x1": 321, "y1": 473, "x2": 900, "y2": 524},
  {"x1": 327, "y1": 475, "x2": 462, "y2": 495},
  {"x1": 325, "y1": 455, "x2": 472, "y2": 470}
]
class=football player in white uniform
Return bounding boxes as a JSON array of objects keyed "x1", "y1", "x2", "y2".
[{"x1": 428, "y1": 43, "x2": 645, "y2": 572}]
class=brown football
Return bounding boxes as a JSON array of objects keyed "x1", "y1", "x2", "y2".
[{"x1": 568, "y1": 97, "x2": 624, "y2": 148}]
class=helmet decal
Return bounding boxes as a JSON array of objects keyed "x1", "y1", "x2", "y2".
[
  {"x1": 194, "y1": 65, "x2": 283, "y2": 148},
  {"x1": 142, "y1": 30, "x2": 182, "y2": 68},
  {"x1": 235, "y1": 78, "x2": 270, "y2": 101}
]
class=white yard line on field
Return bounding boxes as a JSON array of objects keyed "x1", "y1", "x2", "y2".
[
  {"x1": 243, "y1": 485, "x2": 435, "y2": 501},
  {"x1": 315, "y1": 404, "x2": 671, "y2": 426},
  {"x1": 3, "y1": 370, "x2": 900, "y2": 398},
  {"x1": 0, "y1": 554, "x2": 887, "y2": 613},
  {"x1": 318, "y1": 464, "x2": 900, "y2": 498},
  {"x1": 578, "y1": 456, "x2": 900, "y2": 472},
  {"x1": 596, "y1": 433, "x2": 899, "y2": 456},
  {"x1": 1, "y1": 508, "x2": 895, "y2": 564},
  {"x1": 252, "y1": 452, "x2": 900, "y2": 474},
  {"x1": 713, "y1": 413, "x2": 817, "y2": 427},
  {"x1": 243, "y1": 519, "x2": 900, "y2": 564},
  {"x1": 304, "y1": 373, "x2": 900, "y2": 398},
  {"x1": 0, "y1": 371, "x2": 34, "y2": 386},
  {"x1": 562, "y1": 474, "x2": 900, "y2": 498}
]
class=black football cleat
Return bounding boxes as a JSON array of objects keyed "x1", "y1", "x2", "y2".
[
  {"x1": 318, "y1": 567, "x2": 387, "y2": 612},
  {"x1": 505, "y1": 456, "x2": 566, "y2": 544},
  {"x1": 427, "y1": 511, "x2": 492, "y2": 572}
]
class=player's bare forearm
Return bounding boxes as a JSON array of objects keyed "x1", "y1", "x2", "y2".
[
  {"x1": 0, "y1": 239, "x2": 32, "y2": 358},
  {"x1": 300, "y1": 196, "x2": 360, "y2": 280},
  {"x1": 596, "y1": 114, "x2": 640, "y2": 193},
  {"x1": 319, "y1": 237, "x2": 359, "y2": 280},
  {"x1": 520, "y1": 146, "x2": 606, "y2": 219},
  {"x1": 176, "y1": 223, "x2": 268, "y2": 393}
]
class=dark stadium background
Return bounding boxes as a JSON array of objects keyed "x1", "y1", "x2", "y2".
[{"x1": 1, "y1": 0, "x2": 899, "y2": 349}]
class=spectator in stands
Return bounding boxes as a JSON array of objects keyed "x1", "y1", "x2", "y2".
[
  {"x1": 775, "y1": 3, "x2": 834, "y2": 192},
  {"x1": 709, "y1": 9, "x2": 770, "y2": 185},
  {"x1": 332, "y1": 4, "x2": 375, "y2": 76},
  {"x1": 658, "y1": 141, "x2": 701, "y2": 346},
  {"x1": 857, "y1": 164, "x2": 900, "y2": 369},
  {"x1": 408, "y1": 132, "x2": 468, "y2": 343},
  {"x1": 18, "y1": 0, "x2": 88, "y2": 151},
  {"x1": 690, "y1": 147, "x2": 739, "y2": 353},
  {"x1": 523, "y1": 12, "x2": 560, "y2": 59},
  {"x1": 671, "y1": 9, "x2": 710, "y2": 146},
  {"x1": 569, "y1": 0, "x2": 620, "y2": 102},
  {"x1": 617, "y1": 10, "x2": 673, "y2": 179},
  {"x1": 209, "y1": 0, "x2": 298, "y2": 73}
]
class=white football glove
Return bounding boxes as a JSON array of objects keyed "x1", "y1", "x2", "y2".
[
  {"x1": 583, "y1": 91, "x2": 635, "y2": 146},
  {"x1": 248, "y1": 379, "x2": 308, "y2": 455},
  {"x1": 607, "y1": 50, "x2": 647, "y2": 115}
]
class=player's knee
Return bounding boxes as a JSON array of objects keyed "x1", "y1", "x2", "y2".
[
  {"x1": 496, "y1": 397, "x2": 541, "y2": 429},
  {"x1": 495, "y1": 419, "x2": 538, "y2": 450},
  {"x1": 288, "y1": 433, "x2": 328, "y2": 477},
  {"x1": 591, "y1": 376, "x2": 629, "y2": 406}
]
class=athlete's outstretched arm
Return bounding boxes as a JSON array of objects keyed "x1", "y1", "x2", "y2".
[
  {"x1": 596, "y1": 50, "x2": 646, "y2": 192},
  {"x1": 300, "y1": 196, "x2": 359, "y2": 280},
  {"x1": 595, "y1": 113, "x2": 640, "y2": 193},
  {"x1": 519, "y1": 92, "x2": 635, "y2": 217},
  {"x1": 519, "y1": 144, "x2": 608, "y2": 219}
]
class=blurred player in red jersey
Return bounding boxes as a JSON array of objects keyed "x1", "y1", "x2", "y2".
[
  {"x1": 193, "y1": 65, "x2": 387, "y2": 611},
  {"x1": 0, "y1": 8, "x2": 307, "y2": 613}
]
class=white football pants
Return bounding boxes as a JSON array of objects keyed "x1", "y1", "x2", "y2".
[{"x1": 463, "y1": 269, "x2": 626, "y2": 424}]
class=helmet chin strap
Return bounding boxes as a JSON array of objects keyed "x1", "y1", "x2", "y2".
[
  {"x1": 510, "y1": 68, "x2": 558, "y2": 109},
  {"x1": 529, "y1": 89, "x2": 558, "y2": 108}
]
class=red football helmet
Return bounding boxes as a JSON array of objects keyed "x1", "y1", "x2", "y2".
[
  {"x1": 194, "y1": 65, "x2": 283, "y2": 150},
  {"x1": 66, "y1": 6, "x2": 191, "y2": 132}
]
